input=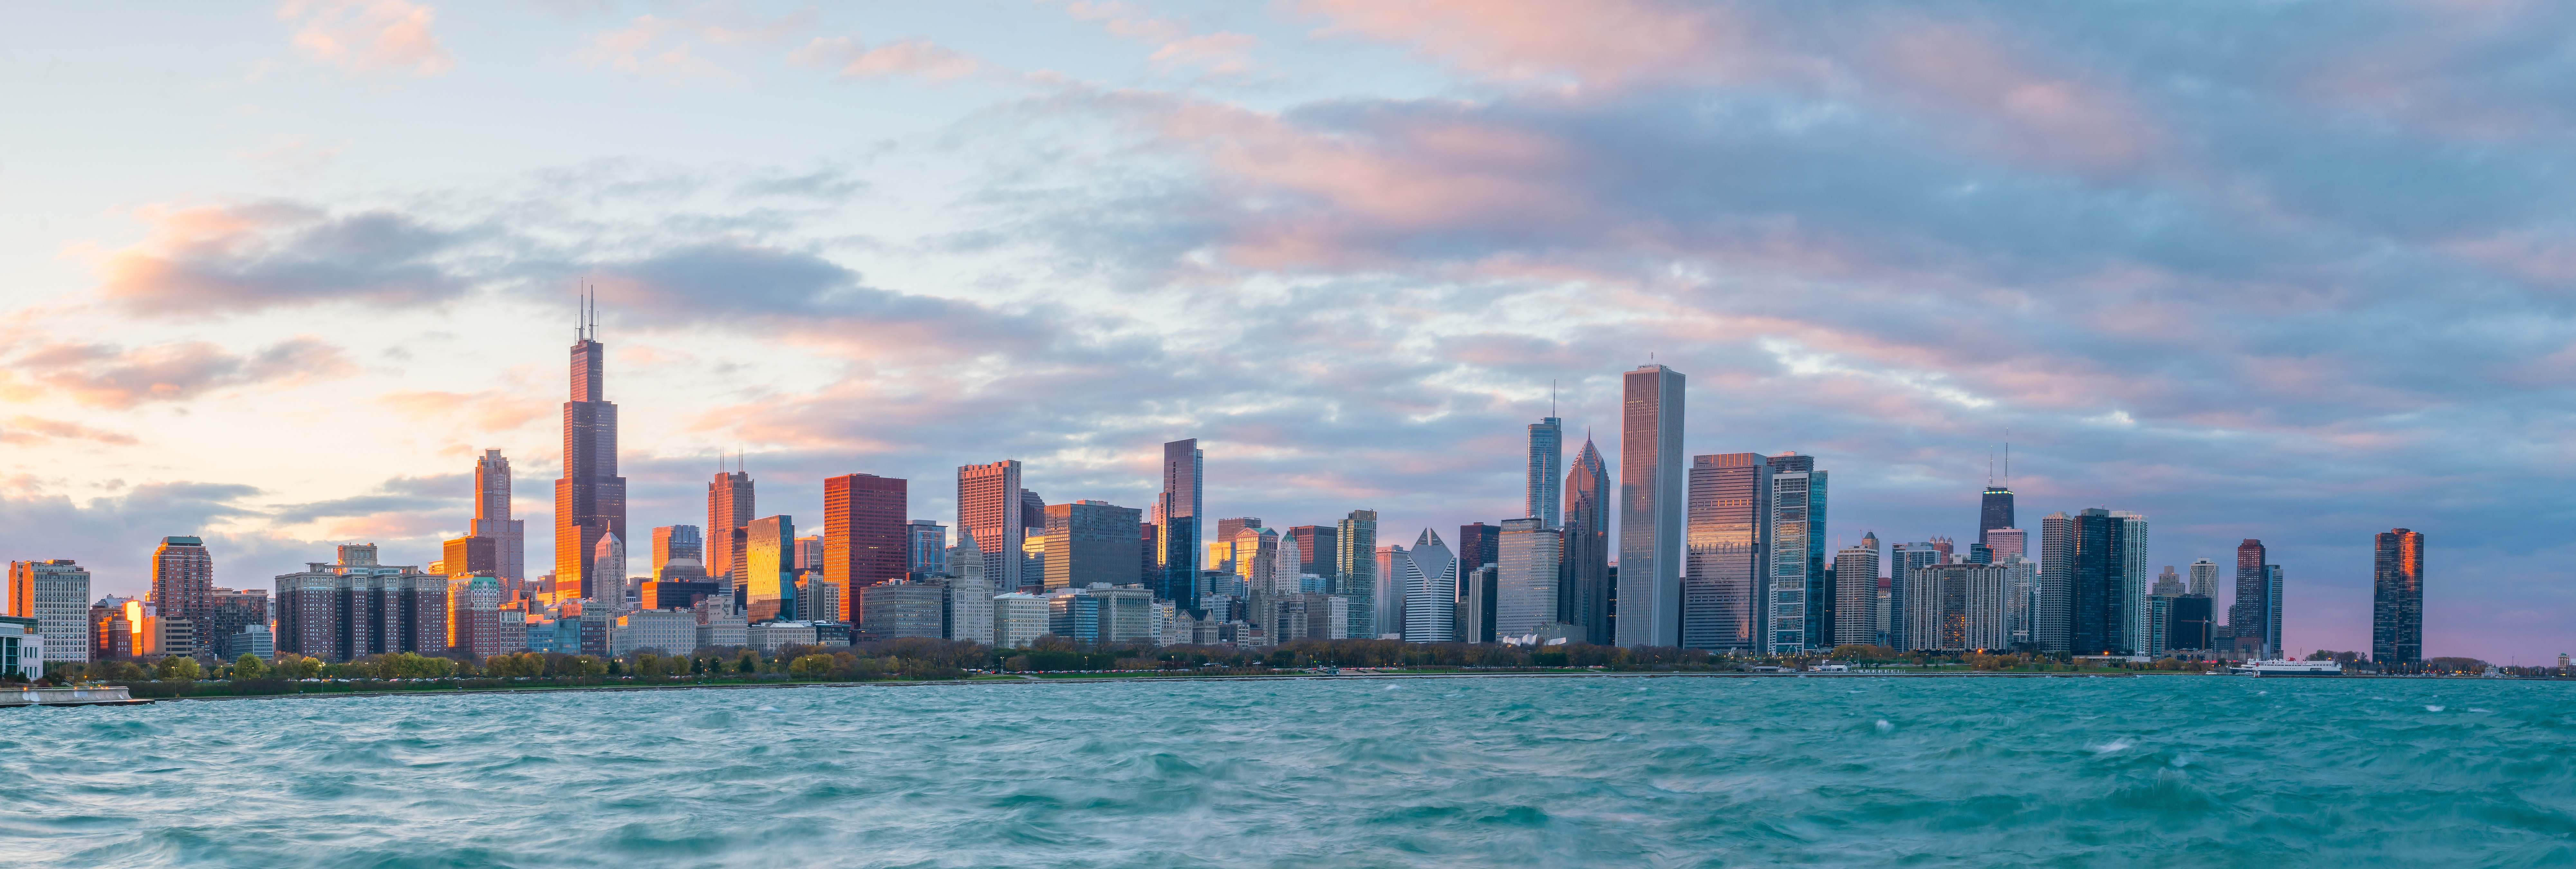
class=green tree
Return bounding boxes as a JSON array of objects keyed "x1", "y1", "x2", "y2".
[
  {"x1": 234, "y1": 654, "x2": 267, "y2": 680},
  {"x1": 155, "y1": 656, "x2": 202, "y2": 682},
  {"x1": 737, "y1": 651, "x2": 758, "y2": 674}
]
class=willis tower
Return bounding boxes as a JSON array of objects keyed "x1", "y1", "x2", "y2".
[{"x1": 554, "y1": 292, "x2": 628, "y2": 600}]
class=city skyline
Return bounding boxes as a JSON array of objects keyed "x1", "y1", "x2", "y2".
[{"x1": 3, "y1": 3, "x2": 2568, "y2": 663}]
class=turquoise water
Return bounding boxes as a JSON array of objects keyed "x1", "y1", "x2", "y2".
[{"x1": 3, "y1": 675, "x2": 2572, "y2": 867}]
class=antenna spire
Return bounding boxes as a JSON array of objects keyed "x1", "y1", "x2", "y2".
[
  {"x1": 2004, "y1": 428, "x2": 2011, "y2": 489},
  {"x1": 1551, "y1": 379, "x2": 1558, "y2": 417}
]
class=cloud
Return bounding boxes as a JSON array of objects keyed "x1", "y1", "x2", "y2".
[
  {"x1": 0, "y1": 337, "x2": 355, "y2": 409},
  {"x1": 95, "y1": 201, "x2": 472, "y2": 316},
  {"x1": 278, "y1": 0, "x2": 455, "y2": 78},
  {"x1": 1150, "y1": 32, "x2": 1258, "y2": 76},
  {"x1": 0, "y1": 416, "x2": 141, "y2": 446},
  {"x1": 1059, "y1": 1, "x2": 1255, "y2": 75},
  {"x1": 1295, "y1": 0, "x2": 1742, "y2": 91},
  {"x1": 378, "y1": 389, "x2": 548, "y2": 432},
  {"x1": 579, "y1": 8, "x2": 814, "y2": 82},
  {"x1": 788, "y1": 36, "x2": 985, "y2": 82}
]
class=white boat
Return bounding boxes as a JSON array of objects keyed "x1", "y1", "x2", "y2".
[{"x1": 2229, "y1": 659, "x2": 2344, "y2": 677}]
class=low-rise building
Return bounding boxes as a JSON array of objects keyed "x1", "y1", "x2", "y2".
[
  {"x1": 10, "y1": 559, "x2": 91, "y2": 664},
  {"x1": 746, "y1": 621, "x2": 820, "y2": 655},
  {"x1": 860, "y1": 581, "x2": 945, "y2": 641},
  {"x1": 1, "y1": 615, "x2": 45, "y2": 679},
  {"x1": 993, "y1": 593, "x2": 1047, "y2": 649},
  {"x1": 613, "y1": 610, "x2": 699, "y2": 656},
  {"x1": 228, "y1": 624, "x2": 274, "y2": 661}
]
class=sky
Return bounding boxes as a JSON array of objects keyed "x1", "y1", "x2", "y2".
[{"x1": 3, "y1": 0, "x2": 2571, "y2": 663}]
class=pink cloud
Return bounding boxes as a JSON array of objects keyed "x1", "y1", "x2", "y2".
[
  {"x1": 0, "y1": 337, "x2": 354, "y2": 409},
  {"x1": 0, "y1": 416, "x2": 140, "y2": 446},
  {"x1": 1870, "y1": 23, "x2": 2165, "y2": 174},
  {"x1": 377, "y1": 389, "x2": 546, "y2": 432},
  {"x1": 788, "y1": 36, "x2": 985, "y2": 82},
  {"x1": 277, "y1": 0, "x2": 454, "y2": 78},
  {"x1": 579, "y1": 8, "x2": 814, "y2": 82},
  {"x1": 91, "y1": 201, "x2": 465, "y2": 315},
  {"x1": 1296, "y1": 0, "x2": 1744, "y2": 91}
]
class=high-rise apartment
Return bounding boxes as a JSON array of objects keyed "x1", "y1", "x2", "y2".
[
  {"x1": 2111, "y1": 511, "x2": 2150, "y2": 657},
  {"x1": 553, "y1": 304, "x2": 628, "y2": 602},
  {"x1": 1617, "y1": 363, "x2": 1686, "y2": 649},
  {"x1": 442, "y1": 536, "x2": 498, "y2": 578},
  {"x1": 1900, "y1": 563, "x2": 2013, "y2": 652},
  {"x1": 1765, "y1": 453, "x2": 1828, "y2": 654},
  {"x1": 472, "y1": 449, "x2": 526, "y2": 582},
  {"x1": 707, "y1": 468, "x2": 755, "y2": 585},
  {"x1": 152, "y1": 536, "x2": 214, "y2": 658},
  {"x1": 823, "y1": 474, "x2": 908, "y2": 621},
  {"x1": 1985, "y1": 528, "x2": 2028, "y2": 560},
  {"x1": 744, "y1": 516, "x2": 797, "y2": 622},
  {"x1": 1563, "y1": 436, "x2": 1612, "y2": 644},
  {"x1": 2061, "y1": 509, "x2": 2131, "y2": 655},
  {"x1": 1044, "y1": 500, "x2": 1145, "y2": 591},
  {"x1": 1394, "y1": 529, "x2": 1459, "y2": 643},
  {"x1": 273, "y1": 545, "x2": 448, "y2": 661},
  {"x1": 959, "y1": 460, "x2": 1029, "y2": 595},
  {"x1": 10, "y1": 559, "x2": 92, "y2": 663},
  {"x1": 1888, "y1": 540, "x2": 1943, "y2": 649},
  {"x1": 1158, "y1": 440, "x2": 1204, "y2": 613},
  {"x1": 1495, "y1": 518, "x2": 1562, "y2": 638},
  {"x1": 2373, "y1": 528, "x2": 2424, "y2": 666},
  {"x1": 1832, "y1": 534, "x2": 1881, "y2": 648},
  {"x1": 1528, "y1": 416, "x2": 1563, "y2": 528},
  {"x1": 2035, "y1": 512, "x2": 2072, "y2": 653},
  {"x1": 1336, "y1": 510, "x2": 1379, "y2": 637},
  {"x1": 2230, "y1": 538, "x2": 2271, "y2": 656},
  {"x1": 1683, "y1": 453, "x2": 1768, "y2": 652}
]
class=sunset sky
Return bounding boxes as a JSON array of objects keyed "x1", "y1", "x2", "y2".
[{"x1": 5, "y1": 1, "x2": 2573, "y2": 662}]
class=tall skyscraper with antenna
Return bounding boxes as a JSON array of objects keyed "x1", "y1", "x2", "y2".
[
  {"x1": 553, "y1": 290, "x2": 627, "y2": 602},
  {"x1": 1980, "y1": 440, "x2": 2014, "y2": 547},
  {"x1": 707, "y1": 456, "x2": 755, "y2": 586},
  {"x1": 472, "y1": 449, "x2": 525, "y2": 582},
  {"x1": 1527, "y1": 383, "x2": 1563, "y2": 528}
]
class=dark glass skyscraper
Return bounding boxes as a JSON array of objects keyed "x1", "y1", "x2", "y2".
[
  {"x1": 1456, "y1": 522, "x2": 1501, "y2": 571},
  {"x1": 1158, "y1": 439, "x2": 1203, "y2": 614},
  {"x1": 1979, "y1": 486, "x2": 2014, "y2": 546},
  {"x1": 2068, "y1": 508, "x2": 2128, "y2": 655},
  {"x1": 2230, "y1": 538, "x2": 2275, "y2": 656},
  {"x1": 1765, "y1": 453, "x2": 1828, "y2": 654},
  {"x1": 553, "y1": 302, "x2": 626, "y2": 602},
  {"x1": 2373, "y1": 529, "x2": 2423, "y2": 666},
  {"x1": 1683, "y1": 453, "x2": 1767, "y2": 652}
]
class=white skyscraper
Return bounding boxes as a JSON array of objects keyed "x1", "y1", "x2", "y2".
[
  {"x1": 1617, "y1": 363, "x2": 1686, "y2": 648},
  {"x1": 1395, "y1": 530, "x2": 1458, "y2": 644},
  {"x1": 2111, "y1": 511, "x2": 2150, "y2": 654},
  {"x1": 591, "y1": 532, "x2": 627, "y2": 612},
  {"x1": 2187, "y1": 558, "x2": 2219, "y2": 597}
]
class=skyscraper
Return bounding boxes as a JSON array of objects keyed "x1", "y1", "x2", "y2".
[
  {"x1": 1980, "y1": 487, "x2": 2014, "y2": 546},
  {"x1": 1528, "y1": 416, "x2": 1563, "y2": 528},
  {"x1": 1158, "y1": 440, "x2": 1203, "y2": 613},
  {"x1": 473, "y1": 449, "x2": 526, "y2": 582},
  {"x1": 2230, "y1": 538, "x2": 2270, "y2": 657},
  {"x1": 1456, "y1": 522, "x2": 1501, "y2": 572},
  {"x1": 744, "y1": 516, "x2": 796, "y2": 622},
  {"x1": 1889, "y1": 540, "x2": 1944, "y2": 649},
  {"x1": 591, "y1": 533, "x2": 627, "y2": 609},
  {"x1": 2373, "y1": 529, "x2": 2423, "y2": 666},
  {"x1": 1495, "y1": 518, "x2": 1563, "y2": 638},
  {"x1": 1394, "y1": 529, "x2": 1459, "y2": 643},
  {"x1": 2035, "y1": 512, "x2": 2073, "y2": 653},
  {"x1": 2111, "y1": 511, "x2": 2150, "y2": 659},
  {"x1": 1617, "y1": 363, "x2": 1685, "y2": 649},
  {"x1": 824, "y1": 474, "x2": 908, "y2": 621},
  {"x1": 907, "y1": 520, "x2": 948, "y2": 578},
  {"x1": 1985, "y1": 528, "x2": 2028, "y2": 560},
  {"x1": 152, "y1": 536, "x2": 214, "y2": 658},
  {"x1": 2153, "y1": 566, "x2": 2185, "y2": 597},
  {"x1": 1288, "y1": 525, "x2": 1337, "y2": 585},
  {"x1": 1765, "y1": 453, "x2": 1827, "y2": 655},
  {"x1": 1832, "y1": 534, "x2": 1881, "y2": 648},
  {"x1": 1336, "y1": 509, "x2": 1379, "y2": 637},
  {"x1": 1044, "y1": 500, "x2": 1145, "y2": 592},
  {"x1": 1683, "y1": 453, "x2": 1768, "y2": 652},
  {"x1": 2065, "y1": 509, "x2": 2130, "y2": 655},
  {"x1": 651, "y1": 525, "x2": 705, "y2": 581},
  {"x1": 2187, "y1": 558, "x2": 2218, "y2": 597},
  {"x1": 960, "y1": 460, "x2": 1029, "y2": 595},
  {"x1": 1563, "y1": 435, "x2": 1612, "y2": 644},
  {"x1": 10, "y1": 559, "x2": 91, "y2": 663},
  {"x1": 707, "y1": 467, "x2": 754, "y2": 585},
  {"x1": 553, "y1": 302, "x2": 627, "y2": 603}
]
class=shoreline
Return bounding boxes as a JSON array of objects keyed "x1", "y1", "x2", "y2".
[{"x1": 51, "y1": 668, "x2": 2552, "y2": 707}]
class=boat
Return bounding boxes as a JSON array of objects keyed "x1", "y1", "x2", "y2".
[{"x1": 2229, "y1": 659, "x2": 2344, "y2": 677}]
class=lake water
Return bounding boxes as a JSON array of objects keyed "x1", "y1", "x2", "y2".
[{"x1": 4, "y1": 675, "x2": 2571, "y2": 867}]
